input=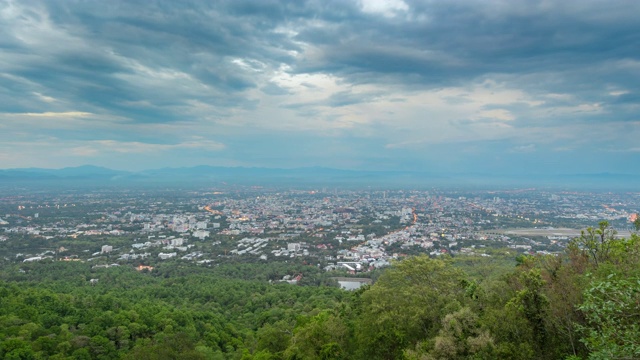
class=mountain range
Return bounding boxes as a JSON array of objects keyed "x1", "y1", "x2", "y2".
[{"x1": 0, "y1": 165, "x2": 635, "y2": 189}]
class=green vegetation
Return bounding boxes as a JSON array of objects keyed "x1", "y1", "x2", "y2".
[{"x1": 2, "y1": 221, "x2": 640, "y2": 359}]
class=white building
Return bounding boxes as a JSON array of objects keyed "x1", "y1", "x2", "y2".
[
  {"x1": 101, "y1": 245, "x2": 113, "y2": 254},
  {"x1": 287, "y1": 243, "x2": 301, "y2": 252},
  {"x1": 193, "y1": 230, "x2": 210, "y2": 240}
]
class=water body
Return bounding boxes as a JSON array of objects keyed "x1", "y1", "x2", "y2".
[
  {"x1": 333, "y1": 277, "x2": 372, "y2": 291},
  {"x1": 338, "y1": 281, "x2": 364, "y2": 290}
]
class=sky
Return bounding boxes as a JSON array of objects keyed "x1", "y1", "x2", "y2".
[{"x1": 0, "y1": 0, "x2": 639, "y2": 175}]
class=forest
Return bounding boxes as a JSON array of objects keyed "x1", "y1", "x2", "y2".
[{"x1": 1, "y1": 221, "x2": 639, "y2": 359}]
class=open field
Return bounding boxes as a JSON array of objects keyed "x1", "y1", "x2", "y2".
[{"x1": 480, "y1": 228, "x2": 633, "y2": 238}]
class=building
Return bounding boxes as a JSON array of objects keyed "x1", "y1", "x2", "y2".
[
  {"x1": 287, "y1": 243, "x2": 301, "y2": 252},
  {"x1": 101, "y1": 245, "x2": 113, "y2": 254},
  {"x1": 193, "y1": 230, "x2": 210, "y2": 240}
]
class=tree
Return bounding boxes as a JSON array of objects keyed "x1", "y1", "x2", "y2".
[
  {"x1": 89, "y1": 335, "x2": 117, "y2": 359},
  {"x1": 354, "y1": 256, "x2": 466, "y2": 359},
  {"x1": 283, "y1": 311, "x2": 348, "y2": 360},
  {"x1": 506, "y1": 268, "x2": 549, "y2": 356},
  {"x1": 578, "y1": 276, "x2": 640, "y2": 360},
  {"x1": 256, "y1": 321, "x2": 292, "y2": 356},
  {"x1": 538, "y1": 257, "x2": 588, "y2": 358},
  {"x1": 570, "y1": 221, "x2": 616, "y2": 267},
  {"x1": 0, "y1": 338, "x2": 36, "y2": 360},
  {"x1": 405, "y1": 307, "x2": 494, "y2": 360}
]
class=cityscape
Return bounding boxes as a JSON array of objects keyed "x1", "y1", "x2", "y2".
[
  {"x1": 1, "y1": 0, "x2": 639, "y2": 358},
  {"x1": 2, "y1": 185, "x2": 638, "y2": 285}
]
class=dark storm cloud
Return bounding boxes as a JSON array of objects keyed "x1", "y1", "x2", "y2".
[
  {"x1": 3, "y1": 0, "x2": 639, "y2": 118},
  {"x1": 1, "y1": 0, "x2": 301, "y2": 124},
  {"x1": 0, "y1": 0, "x2": 638, "y2": 173},
  {"x1": 293, "y1": 1, "x2": 640, "y2": 78},
  {"x1": 288, "y1": 0, "x2": 640, "y2": 119}
]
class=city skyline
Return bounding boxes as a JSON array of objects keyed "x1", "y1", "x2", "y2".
[{"x1": 1, "y1": 1, "x2": 638, "y2": 175}]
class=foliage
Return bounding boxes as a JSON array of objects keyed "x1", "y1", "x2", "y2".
[
  {"x1": 404, "y1": 307, "x2": 494, "y2": 360},
  {"x1": 569, "y1": 221, "x2": 616, "y2": 267},
  {"x1": 578, "y1": 276, "x2": 640, "y2": 359},
  {"x1": 1, "y1": 221, "x2": 640, "y2": 359},
  {"x1": 354, "y1": 256, "x2": 466, "y2": 359}
]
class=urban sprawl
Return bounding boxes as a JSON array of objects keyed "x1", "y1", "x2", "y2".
[{"x1": 1, "y1": 187, "x2": 638, "y2": 282}]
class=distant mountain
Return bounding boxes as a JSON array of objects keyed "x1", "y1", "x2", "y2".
[
  {"x1": 0, "y1": 165, "x2": 129, "y2": 181},
  {"x1": 51, "y1": 165, "x2": 129, "y2": 177},
  {"x1": 136, "y1": 166, "x2": 451, "y2": 187},
  {"x1": 0, "y1": 165, "x2": 635, "y2": 189},
  {"x1": 0, "y1": 169, "x2": 57, "y2": 180}
]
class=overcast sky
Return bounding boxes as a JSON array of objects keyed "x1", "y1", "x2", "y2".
[{"x1": 1, "y1": 0, "x2": 638, "y2": 174}]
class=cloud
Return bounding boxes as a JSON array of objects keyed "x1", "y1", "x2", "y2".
[
  {"x1": 0, "y1": 0, "x2": 638, "y2": 174},
  {"x1": 15, "y1": 111, "x2": 92, "y2": 118},
  {"x1": 360, "y1": 0, "x2": 409, "y2": 17},
  {"x1": 32, "y1": 92, "x2": 57, "y2": 103},
  {"x1": 88, "y1": 139, "x2": 226, "y2": 154},
  {"x1": 510, "y1": 144, "x2": 536, "y2": 153},
  {"x1": 473, "y1": 109, "x2": 515, "y2": 122}
]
